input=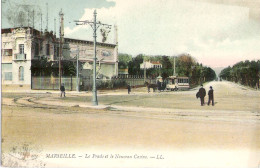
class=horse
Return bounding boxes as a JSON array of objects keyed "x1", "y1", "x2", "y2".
[{"x1": 144, "y1": 81, "x2": 157, "y2": 93}]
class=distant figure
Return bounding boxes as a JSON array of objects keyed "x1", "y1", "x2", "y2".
[
  {"x1": 127, "y1": 84, "x2": 131, "y2": 94},
  {"x1": 208, "y1": 86, "x2": 214, "y2": 106},
  {"x1": 198, "y1": 84, "x2": 206, "y2": 106},
  {"x1": 60, "y1": 83, "x2": 66, "y2": 97}
]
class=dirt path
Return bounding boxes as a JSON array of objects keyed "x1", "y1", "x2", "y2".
[{"x1": 1, "y1": 81, "x2": 260, "y2": 168}]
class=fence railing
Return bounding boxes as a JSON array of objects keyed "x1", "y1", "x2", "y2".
[
  {"x1": 32, "y1": 76, "x2": 78, "y2": 90},
  {"x1": 32, "y1": 76, "x2": 157, "y2": 91}
]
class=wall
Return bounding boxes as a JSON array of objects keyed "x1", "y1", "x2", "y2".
[
  {"x1": 1, "y1": 28, "x2": 32, "y2": 85},
  {"x1": 66, "y1": 39, "x2": 118, "y2": 79}
]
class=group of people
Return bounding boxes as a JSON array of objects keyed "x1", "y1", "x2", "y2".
[
  {"x1": 197, "y1": 85, "x2": 214, "y2": 106},
  {"x1": 60, "y1": 83, "x2": 214, "y2": 106}
]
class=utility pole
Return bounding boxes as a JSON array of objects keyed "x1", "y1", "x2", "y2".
[
  {"x1": 70, "y1": 47, "x2": 85, "y2": 92},
  {"x1": 173, "y1": 56, "x2": 176, "y2": 76},
  {"x1": 46, "y1": 3, "x2": 48, "y2": 31},
  {"x1": 75, "y1": 9, "x2": 111, "y2": 106},
  {"x1": 27, "y1": 10, "x2": 29, "y2": 27},
  {"x1": 144, "y1": 61, "x2": 146, "y2": 83},
  {"x1": 40, "y1": 13, "x2": 42, "y2": 33},
  {"x1": 32, "y1": 10, "x2": 34, "y2": 29},
  {"x1": 54, "y1": 18, "x2": 56, "y2": 36},
  {"x1": 76, "y1": 47, "x2": 79, "y2": 92},
  {"x1": 59, "y1": 9, "x2": 64, "y2": 89}
]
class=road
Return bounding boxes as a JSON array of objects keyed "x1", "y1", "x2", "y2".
[{"x1": 1, "y1": 81, "x2": 260, "y2": 168}]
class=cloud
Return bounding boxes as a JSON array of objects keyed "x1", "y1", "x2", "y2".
[{"x1": 65, "y1": 0, "x2": 260, "y2": 67}]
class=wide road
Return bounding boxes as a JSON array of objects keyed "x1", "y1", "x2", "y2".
[{"x1": 1, "y1": 81, "x2": 260, "y2": 168}]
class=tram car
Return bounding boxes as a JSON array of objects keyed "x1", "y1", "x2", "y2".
[{"x1": 166, "y1": 76, "x2": 190, "y2": 91}]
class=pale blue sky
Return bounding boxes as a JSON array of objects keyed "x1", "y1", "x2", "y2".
[
  {"x1": 2, "y1": 0, "x2": 115, "y2": 29},
  {"x1": 1, "y1": 0, "x2": 260, "y2": 67}
]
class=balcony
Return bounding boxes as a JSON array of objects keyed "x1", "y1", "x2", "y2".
[{"x1": 14, "y1": 53, "x2": 26, "y2": 61}]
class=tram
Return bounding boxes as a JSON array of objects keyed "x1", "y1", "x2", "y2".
[{"x1": 166, "y1": 76, "x2": 190, "y2": 91}]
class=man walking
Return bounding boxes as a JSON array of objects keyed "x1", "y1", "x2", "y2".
[
  {"x1": 208, "y1": 86, "x2": 214, "y2": 106},
  {"x1": 198, "y1": 84, "x2": 206, "y2": 106},
  {"x1": 60, "y1": 83, "x2": 66, "y2": 97},
  {"x1": 127, "y1": 84, "x2": 131, "y2": 94}
]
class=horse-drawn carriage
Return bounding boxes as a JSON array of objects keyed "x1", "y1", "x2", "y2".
[
  {"x1": 145, "y1": 76, "x2": 166, "y2": 92},
  {"x1": 145, "y1": 81, "x2": 166, "y2": 92},
  {"x1": 145, "y1": 75, "x2": 190, "y2": 92},
  {"x1": 166, "y1": 76, "x2": 189, "y2": 91}
]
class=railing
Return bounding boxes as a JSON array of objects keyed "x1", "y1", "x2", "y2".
[
  {"x1": 14, "y1": 53, "x2": 26, "y2": 60},
  {"x1": 32, "y1": 76, "x2": 153, "y2": 91},
  {"x1": 32, "y1": 76, "x2": 77, "y2": 90}
]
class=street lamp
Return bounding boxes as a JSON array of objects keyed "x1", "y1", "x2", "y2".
[
  {"x1": 70, "y1": 47, "x2": 85, "y2": 92},
  {"x1": 75, "y1": 10, "x2": 111, "y2": 106},
  {"x1": 173, "y1": 56, "x2": 176, "y2": 76}
]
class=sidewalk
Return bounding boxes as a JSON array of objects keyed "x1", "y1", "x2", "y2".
[{"x1": 2, "y1": 88, "x2": 90, "y2": 95}]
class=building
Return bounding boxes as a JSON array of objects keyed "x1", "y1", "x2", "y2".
[
  {"x1": 1, "y1": 27, "x2": 59, "y2": 88},
  {"x1": 65, "y1": 38, "x2": 118, "y2": 79},
  {"x1": 140, "y1": 61, "x2": 162, "y2": 69},
  {"x1": 1, "y1": 27, "x2": 118, "y2": 89}
]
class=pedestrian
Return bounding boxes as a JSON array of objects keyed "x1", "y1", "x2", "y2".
[
  {"x1": 127, "y1": 84, "x2": 131, "y2": 94},
  {"x1": 208, "y1": 86, "x2": 214, "y2": 106},
  {"x1": 198, "y1": 84, "x2": 206, "y2": 106},
  {"x1": 60, "y1": 83, "x2": 66, "y2": 97}
]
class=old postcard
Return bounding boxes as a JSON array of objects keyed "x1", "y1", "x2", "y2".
[{"x1": 1, "y1": 0, "x2": 260, "y2": 167}]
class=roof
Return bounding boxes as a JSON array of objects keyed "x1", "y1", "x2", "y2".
[
  {"x1": 1, "y1": 27, "x2": 57, "y2": 40},
  {"x1": 167, "y1": 76, "x2": 189, "y2": 79},
  {"x1": 118, "y1": 68, "x2": 128, "y2": 72},
  {"x1": 65, "y1": 38, "x2": 116, "y2": 48},
  {"x1": 151, "y1": 61, "x2": 162, "y2": 65}
]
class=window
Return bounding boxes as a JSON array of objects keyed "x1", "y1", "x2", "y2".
[
  {"x1": 54, "y1": 45, "x2": 59, "y2": 58},
  {"x1": 46, "y1": 44, "x2": 50, "y2": 55},
  {"x1": 19, "y1": 66, "x2": 24, "y2": 81},
  {"x1": 4, "y1": 49, "x2": 12, "y2": 56},
  {"x1": 4, "y1": 72, "x2": 12, "y2": 81},
  {"x1": 19, "y1": 44, "x2": 24, "y2": 54},
  {"x1": 35, "y1": 43, "x2": 39, "y2": 56}
]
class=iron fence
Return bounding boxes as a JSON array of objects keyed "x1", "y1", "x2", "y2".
[
  {"x1": 31, "y1": 76, "x2": 78, "y2": 90},
  {"x1": 32, "y1": 75, "x2": 157, "y2": 91}
]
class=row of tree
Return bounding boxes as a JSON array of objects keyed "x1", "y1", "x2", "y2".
[
  {"x1": 219, "y1": 60, "x2": 260, "y2": 88},
  {"x1": 31, "y1": 58, "x2": 77, "y2": 77},
  {"x1": 118, "y1": 53, "x2": 217, "y2": 87}
]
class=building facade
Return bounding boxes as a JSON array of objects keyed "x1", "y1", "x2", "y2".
[
  {"x1": 140, "y1": 61, "x2": 162, "y2": 69},
  {"x1": 65, "y1": 38, "x2": 118, "y2": 79},
  {"x1": 1, "y1": 27, "x2": 118, "y2": 89}
]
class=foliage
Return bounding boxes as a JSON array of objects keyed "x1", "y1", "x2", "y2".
[
  {"x1": 220, "y1": 60, "x2": 260, "y2": 88},
  {"x1": 31, "y1": 58, "x2": 78, "y2": 77},
  {"x1": 117, "y1": 53, "x2": 216, "y2": 87},
  {"x1": 118, "y1": 53, "x2": 132, "y2": 69},
  {"x1": 128, "y1": 54, "x2": 144, "y2": 75},
  {"x1": 96, "y1": 79, "x2": 127, "y2": 89}
]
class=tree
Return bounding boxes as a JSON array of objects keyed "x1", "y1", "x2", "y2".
[
  {"x1": 176, "y1": 54, "x2": 196, "y2": 77},
  {"x1": 118, "y1": 53, "x2": 132, "y2": 69},
  {"x1": 128, "y1": 54, "x2": 144, "y2": 75}
]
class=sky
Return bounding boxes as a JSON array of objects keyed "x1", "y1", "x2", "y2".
[{"x1": 2, "y1": 0, "x2": 260, "y2": 68}]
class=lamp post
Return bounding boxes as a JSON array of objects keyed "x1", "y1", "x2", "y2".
[
  {"x1": 76, "y1": 49, "x2": 79, "y2": 92},
  {"x1": 70, "y1": 47, "x2": 82, "y2": 92},
  {"x1": 173, "y1": 56, "x2": 176, "y2": 76},
  {"x1": 75, "y1": 10, "x2": 111, "y2": 106},
  {"x1": 144, "y1": 61, "x2": 146, "y2": 83},
  {"x1": 59, "y1": 9, "x2": 64, "y2": 89}
]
